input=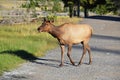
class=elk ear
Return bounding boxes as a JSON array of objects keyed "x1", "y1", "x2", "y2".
[
  {"x1": 45, "y1": 20, "x2": 51, "y2": 23},
  {"x1": 43, "y1": 18, "x2": 46, "y2": 22},
  {"x1": 49, "y1": 18, "x2": 54, "y2": 23},
  {"x1": 50, "y1": 19, "x2": 54, "y2": 23}
]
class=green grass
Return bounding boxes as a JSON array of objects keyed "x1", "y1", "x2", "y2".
[
  {"x1": 0, "y1": 23, "x2": 58, "y2": 75},
  {"x1": 0, "y1": 17, "x2": 81, "y2": 75}
]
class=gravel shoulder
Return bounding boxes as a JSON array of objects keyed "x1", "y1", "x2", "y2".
[{"x1": 0, "y1": 16, "x2": 120, "y2": 80}]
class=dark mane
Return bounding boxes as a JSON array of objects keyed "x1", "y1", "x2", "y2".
[{"x1": 56, "y1": 23, "x2": 71, "y2": 28}]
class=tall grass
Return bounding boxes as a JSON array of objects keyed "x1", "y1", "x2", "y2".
[{"x1": 0, "y1": 17, "x2": 81, "y2": 75}]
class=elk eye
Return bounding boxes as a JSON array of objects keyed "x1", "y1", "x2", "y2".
[{"x1": 46, "y1": 24, "x2": 47, "y2": 25}]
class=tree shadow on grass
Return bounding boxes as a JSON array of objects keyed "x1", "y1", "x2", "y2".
[
  {"x1": 0, "y1": 50, "x2": 62, "y2": 68},
  {"x1": 0, "y1": 50, "x2": 38, "y2": 61}
]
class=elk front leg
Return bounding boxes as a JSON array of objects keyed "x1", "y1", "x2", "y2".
[
  {"x1": 59, "y1": 45, "x2": 65, "y2": 67},
  {"x1": 67, "y1": 44, "x2": 75, "y2": 66}
]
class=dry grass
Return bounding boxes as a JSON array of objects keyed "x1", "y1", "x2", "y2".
[{"x1": 55, "y1": 16, "x2": 82, "y2": 25}]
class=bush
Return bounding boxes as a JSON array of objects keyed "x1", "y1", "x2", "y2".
[
  {"x1": 52, "y1": 0, "x2": 62, "y2": 12},
  {"x1": 45, "y1": 13, "x2": 57, "y2": 22},
  {"x1": 91, "y1": 0, "x2": 118, "y2": 15}
]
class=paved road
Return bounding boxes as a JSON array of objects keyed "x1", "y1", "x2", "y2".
[{"x1": 0, "y1": 16, "x2": 120, "y2": 80}]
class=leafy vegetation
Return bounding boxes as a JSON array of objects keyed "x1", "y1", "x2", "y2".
[
  {"x1": 52, "y1": 0, "x2": 62, "y2": 12},
  {"x1": 91, "y1": 0, "x2": 120, "y2": 15},
  {"x1": 62, "y1": 0, "x2": 106, "y2": 17},
  {"x1": 62, "y1": 0, "x2": 120, "y2": 17}
]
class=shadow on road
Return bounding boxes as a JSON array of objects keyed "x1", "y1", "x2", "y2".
[
  {"x1": 87, "y1": 15, "x2": 120, "y2": 22},
  {"x1": 92, "y1": 34, "x2": 120, "y2": 41},
  {"x1": 73, "y1": 46, "x2": 120, "y2": 55},
  {"x1": 32, "y1": 58, "x2": 62, "y2": 68},
  {"x1": 0, "y1": 50, "x2": 38, "y2": 61},
  {"x1": 73, "y1": 34, "x2": 120, "y2": 55}
]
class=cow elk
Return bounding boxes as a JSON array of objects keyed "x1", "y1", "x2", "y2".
[{"x1": 37, "y1": 19, "x2": 93, "y2": 67}]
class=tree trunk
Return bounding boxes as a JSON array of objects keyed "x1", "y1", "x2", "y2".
[
  {"x1": 84, "y1": 7, "x2": 89, "y2": 18},
  {"x1": 69, "y1": 6, "x2": 73, "y2": 18},
  {"x1": 77, "y1": 0, "x2": 80, "y2": 17},
  {"x1": 73, "y1": 8, "x2": 77, "y2": 16}
]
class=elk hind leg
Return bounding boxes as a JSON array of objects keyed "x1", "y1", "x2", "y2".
[
  {"x1": 78, "y1": 42, "x2": 87, "y2": 65},
  {"x1": 86, "y1": 44, "x2": 92, "y2": 65}
]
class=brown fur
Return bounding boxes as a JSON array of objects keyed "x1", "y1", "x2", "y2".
[{"x1": 38, "y1": 21, "x2": 93, "y2": 66}]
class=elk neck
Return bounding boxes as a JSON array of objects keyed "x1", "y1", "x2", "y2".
[{"x1": 49, "y1": 25, "x2": 62, "y2": 39}]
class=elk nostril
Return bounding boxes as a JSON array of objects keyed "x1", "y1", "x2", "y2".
[{"x1": 37, "y1": 28, "x2": 40, "y2": 31}]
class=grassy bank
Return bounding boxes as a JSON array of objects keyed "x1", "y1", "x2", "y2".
[
  {"x1": 0, "y1": 23, "x2": 57, "y2": 75},
  {"x1": 0, "y1": 17, "x2": 81, "y2": 75}
]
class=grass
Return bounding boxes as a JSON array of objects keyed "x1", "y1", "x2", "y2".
[
  {"x1": 0, "y1": 17, "x2": 81, "y2": 75},
  {"x1": 0, "y1": 22, "x2": 57, "y2": 75}
]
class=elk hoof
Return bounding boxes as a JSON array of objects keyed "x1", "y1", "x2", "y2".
[
  {"x1": 88, "y1": 61, "x2": 92, "y2": 65},
  {"x1": 59, "y1": 64, "x2": 63, "y2": 67},
  {"x1": 72, "y1": 63, "x2": 75, "y2": 66},
  {"x1": 77, "y1": 62, "x2": 82, "y2": 66}
]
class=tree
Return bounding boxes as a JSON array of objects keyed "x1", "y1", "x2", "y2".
[
  {"x1": 62, "y1": 0, "x2": 73, "y2": 18},
  {"x1": 62, "y1": 0, "x2": 106, "y2": 18},
  {"x1": 21, "y1": 0, "x2": 39, "y2": 17},
  {"x1": 80, "y1": 0, "x2": 106, "y2": 17},
  {"x1": 68, "y1": 1, "x2": 74, "y2": 17},
  {"x1": 91, "y1": 0, "x2": 119, "y2": 15},
  {"x1": 22, "y1": 0, "x2": 39, "y2": 11},
  {"x1": 77, "y1": 0, "x2": 80, "y2": 17},
  {"x1": 110, "y1": 0, "x2": 120, "y2": 15},
  {"x1": 52, "y1": 0, "x2": 62, "y2": 12},
  {"x1": 62, "y1": 0, "x2": 80, "y2": 18}
]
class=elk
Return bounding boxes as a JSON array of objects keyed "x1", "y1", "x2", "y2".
[{"x1": 37, "y1": 19, "x2": 93, "y2": 67}]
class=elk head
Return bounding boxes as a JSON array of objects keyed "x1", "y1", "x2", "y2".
[{"x1": 37, "y1": 18, "x2": 54, "y2": 32}]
